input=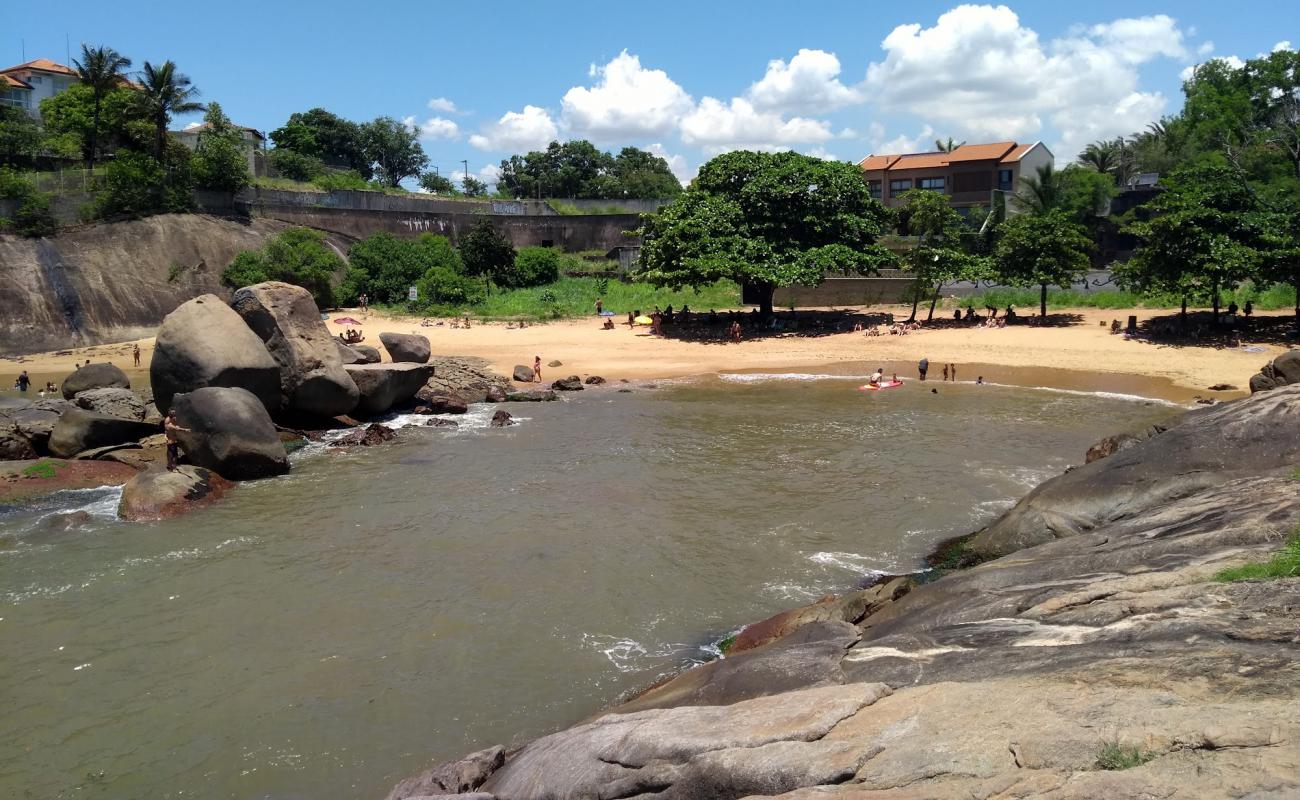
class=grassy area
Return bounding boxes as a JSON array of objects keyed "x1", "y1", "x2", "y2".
[
  {"x1": 398, "y1": 276, "x2": 739, "y2": 321},
  {"x1": 946, "y1": 282, "x2": 1297, "y2": 313},
  {"x1": 21, "y1": 460, "x2": 63, "y2": 479},
  {"x1": 549, "y1": 200, "x2": 640, "y2": 215},
  {"x1": 1095, "y1": 741, "x2": 1155, "y2": 771},
  {"x1": 1214, "y1": 529, "x2": 1300, "y2": 582}
]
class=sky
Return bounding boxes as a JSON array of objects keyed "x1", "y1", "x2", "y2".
[{"x1": 5, "y1": 1, "x2": 1297, "y2": 188}]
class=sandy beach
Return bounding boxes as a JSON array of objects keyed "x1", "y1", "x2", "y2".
[{"x1": 2, "y1": 304, "x2": 1293, "y2": 404}]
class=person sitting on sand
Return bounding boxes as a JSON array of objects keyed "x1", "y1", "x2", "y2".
[
  {"x1": 164, "y1": 409, "x2": 191, "y2": 472},
  {"x1": 420, "y1": 318, "x2": 432, "y2": 327},
  {"x1": 533, "y1": 356, "x2": 542, "y2": 383},
  {"x1": 680, "y1": 304, "x2": 690, "y2": 315},
  {"x1": 976, "y1": 376, "x2": 984, "y2": 384},
  {"x1": 729, "y1": 320, "x2": 742, "y2": 343},
  {"x1": 463, "y1": 316, "x2": 472, "y2": 329},
  {"x1": 45, "y1": 381, "x2": 57, "y2": 393},
  {"x1": 602, "y1": 318, "x2": 615, "y2": 330}
]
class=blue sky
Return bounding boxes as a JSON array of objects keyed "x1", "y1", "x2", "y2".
[{"x1": 6, "y1": 1, "x2": 1297, "y2": 187}]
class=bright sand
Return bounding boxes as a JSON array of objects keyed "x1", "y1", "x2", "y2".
[{"x1": 3, "y1": 305, "x2": 1292, "y2": 404}]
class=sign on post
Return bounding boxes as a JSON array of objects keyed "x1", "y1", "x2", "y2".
[{"x1": 408, "y1": 285, "x2": 418, "y2": 302}]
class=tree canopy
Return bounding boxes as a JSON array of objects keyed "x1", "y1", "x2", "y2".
[
  {"x1": 191, "y1": 102, "x2": 250, "y2": 193},
  {"x1": 638, "y1": 150, "x2": 894, "y2": 315},
  {"x1": 270, "y1": 108, "x2": 372, "y2": 178},
  {"x1": 458, "y1": 219, "x2": 517, "y2": 283},
  {"x1": 222, "y1": 228, "x2": 346, "y2": 308},
  {"x1": 496, "y1": 140, "x2": 682, "y2": 199},
  {"x1": 361, "y1": 116, "x2": 427, "y2": 187},
  {"x1": 895, "y1": 188, "x2": 989, "y2": 320},
  {"x1": 994, "y1": 210, "x2": 1093, "y2": 317}
]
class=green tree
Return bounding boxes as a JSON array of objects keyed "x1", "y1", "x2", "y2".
[
  {"x1": 222, "y1": 228, "x2": 347, "y2": 308},
  {"x1": 0, "y1": 168, "x2": 57, "y2": 237},
  {"x1": 612, "y1": 146, "x2": 683, "y2": 198},
  {"x1": 192, "y1": 102, "x2": 250, "y2": 192},
  {"x1": 40, "y1": 83, "x2": 145, "y2": 161},
  {"x1": 93, "y1": 148, "x2": 194, "y2": 218},
  {"x1": 505, "y1": 246, "x2": 560, "y2": 288},
  {"x1": 638, "y1": 150, "x2": 894, "y2": 316},
  {"x1": 418, "y1": 171, "x2": 456, "y2": 195},
  {"x1": 415, "y1": 265, "x2": 487, "y2": 307},
  {"x1": 994, "y1": 210, "x2": 1093, "y2": 318},
  {"x1": 934, "y1": 137, "x2": 965, "y2": 153},
  {"x1": 1260, "y1": 193, "x2": 1300, "y2": 322},
  {"x1": 895, "y1": 188, "x2": 987, "y2": 321},
  {"x1": 1011, "y1": 163, "x2": 1113, "y2": 223},
  {"x1": 461, "y1": 175, "x2": 487, "y2": 197},
  {"x1": 0, "y1": 106, "x2": 43, "y2": 167},
  {"x1": 1119, "y1": 164, "x2": 1273, "y2": 324},
  {"x1": 362, "y1": 116, "x2": 428, "y2": 187},
  {"x1": 71, "y1": 44, "x2": 132, "y2": 167},
  {"x1": 139, "y1": 60, "x2": 205, "y2": 160},
  {"x1": 269, "y1": 148, "x2": 324, "y2": 181},
  {"x1": 347, "y1": 232, "x2": 462, "y2": 303},
  {"x1": 458, "y1": 219, "x2": 516, "y2": 282},
  {"x1": 269, "y1": 108, "x2": 371, "y2": 178}
]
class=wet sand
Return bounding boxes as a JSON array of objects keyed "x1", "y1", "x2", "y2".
[{"x1": 2, "y1": 305, "x2": 1291, "y2": 404}]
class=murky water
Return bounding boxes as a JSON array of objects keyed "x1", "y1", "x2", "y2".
[{"x1": 0, "y1": 377, "x2": 1177, "y2": 799}]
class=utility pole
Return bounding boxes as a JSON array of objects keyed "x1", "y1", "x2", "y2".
[{"x1": 462, "y1": 159, "x2": 469, "y2": 190}]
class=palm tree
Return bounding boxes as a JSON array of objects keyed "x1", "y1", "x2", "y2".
[
  {"x1": 139, "y1": 60, "x2": 204, "y2": 160},
  {"x1": 934, "y1": 137, "x2": 964, "y2": 153},
  {"x1": 1078, "y1": 140, "x2": 1120, "y2": 176},
  {"x1": 1010, "y1": 163, "x2": 1062, "y2": 215},
  {"x1": 72, "y1": 44, "x2": 131, "y2": 168}
]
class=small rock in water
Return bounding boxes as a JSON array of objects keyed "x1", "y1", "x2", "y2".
[
  {"x1": 552, "y1": 376, "x2": 584, "y2": 391},
  {"x1": 329, "y1": 423, "x2": 397, "y2": 447},
  {"x1": 485, "y1": 386, "x2": 508, "y2": 403},
  {"x1": 617, "y1": 388, "x2": 633, "y2": 393},
  {"x1": 424, "y1": 418, "x2": 459, "y2": 428},
  {"x1": 490, "y1": 410, "x2": 516, "y2": 427},
  {"x1": 583, "y1": 376, "x2": 606, "y2": 385},
  {"x1": 35, "y1": 510, "x2": 94, "y2": 533},
  {"x1": 1208, "y1": 383, "x2": 1237, "y2": 391}
]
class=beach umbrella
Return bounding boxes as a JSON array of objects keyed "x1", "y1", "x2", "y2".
[
  {"x1": 634, "y1": 315, "x2": 653, "y2": 326},
  {"x1": 333, "y1": 316, "x2": 362, "y2": 325},
  {"x1": 599, "y1": 311, "x2": 616, "y2": 317}
]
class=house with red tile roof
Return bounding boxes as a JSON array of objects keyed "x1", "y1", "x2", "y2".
[
  {"x1": 858, "y1": 140, "x2": 1053, "y2": 216},
  {"x1": 0, "y1": 59, "x2": 81, "y2": 119}
]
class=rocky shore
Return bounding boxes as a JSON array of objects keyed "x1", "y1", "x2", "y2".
[{"x1": 389, "y1": 371, "x2": 1300, "y2": 799}]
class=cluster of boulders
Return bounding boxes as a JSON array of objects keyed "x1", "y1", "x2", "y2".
[{"x1": 1249, "y1": 348, "x2": 1300, "y2": 393}]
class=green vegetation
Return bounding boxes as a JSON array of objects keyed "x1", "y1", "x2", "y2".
[
  {"x1": 267, "y1": 108, "x2": 427, "y2": 187},
  {"x1": 994, "y1": 210, "x2": 1095, "y2": 318},
  {"x1": 1214, "y1": 529, "x2": 1300, "y2": 582},
  {"x1": 496, "y1": 140, "x2": 682, "y2": 200},
  {"x1": 458, "y1": 219, "x2": 518, "y2": 283},
  {"x1": 191, "y1": 103, "x2": 250, "y2": 193},
  {"x1": 21, "y1": 460, "x2": 64, "y2": 479},
  {"x1": 0, "y1": 168, "x2": 57, "y2": 237},
  {"x1": 717, "y1": 635, "x2": 737, "y2": 655},
  {"x1": 70, "y1": 44, "x2": 132, "y2": 168},
  {"x1": 895, "y1": 188, "x2": 989, "y2": 321},
  {"x1": 222, "y1": 228, "x2": 346, "y2": 307},
  {"x1": 639, "y1": 150, "x2": 895, "y2": 315},
  {"x1": 923, "y1": 533, "x2": 991, "y2": 576},
  {"x1": 950, "y1": 282, "x2": 1297, "y2": 313},
  {"x1": 93, "y1": 149, "x2": 193, "y2": 218},
  {"x1": 1095, "y1": 741, "x2": 1155, "y2": 771}
]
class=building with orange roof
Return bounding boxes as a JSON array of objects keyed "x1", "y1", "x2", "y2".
[
  {"x1": 0, "y1": 58, "x2": 81, "y2": 119},
  {"x1": 858, "y1": 140, "x2": 1053, "y2": 215}
]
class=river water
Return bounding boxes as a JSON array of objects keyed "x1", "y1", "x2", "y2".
[{"x1": 0, "y1": 375, "x2": 1177, "y2": 799}]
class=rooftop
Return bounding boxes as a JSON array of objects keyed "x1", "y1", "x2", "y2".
[
  {"x1": 858, "y1": 141, "x2": 1048, "y2": 171},
  {"x1": 0, "y1": 58, "x2": 78, "y2": 77},
  {"x1": 172, "y1": 122, "x2": 265, "y2": 139}
]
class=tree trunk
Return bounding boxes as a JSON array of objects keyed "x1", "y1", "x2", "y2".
[
  {"x1": 1293, "y1": 276, "x2": 1299, "y2": 330},
  {"x1": 907, "y1": 281, "x2": 921, "y2": 322},
  {"x1": 927, "y1": 281, "x2": 942, "y2": 321},
  {"x1": 1039, "y1": 283, "x2": 1048, "y2": 319},
  {"x1": 1211, "y1": 281, "x2": 1220, "y2": 328},
  {"x1": 758, "y1": 284, "x2": 775, "y2": 318},
  {"x1": 88, "y1": 95, "x2": 101, "y2": 169},
  {"x1": 1180, "y1": 296, "x2": 1188, "y2": 331},
  {"x1": 155, "y1": 115, "x2": 166, "y2": 161}
]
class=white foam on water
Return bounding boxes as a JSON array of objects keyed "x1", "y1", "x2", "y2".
[
  {"x1": 807, "y1": 550, "x2": 891, "y2": 576},
  {"x1": 581, "y1": 632, "x2": 720, "y2": 673},
  {"x1": 719, "y1": 372, "x2": 873, "y2": 384},
  {"x1": 960, "y1": 380, "x2": 1187, "y2": 408}
]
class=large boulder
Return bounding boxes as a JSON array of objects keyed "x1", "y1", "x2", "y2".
[
  {"x1": 414, "y1": 386, "x2": 469, "y2": 414},
  {"x1": 60, "y1": 362, "x2": 130, "y2": 399},
  {"x1": 513, "y1": 364, "x2": 535, "y2": 382},
  {"x1": 345, "y1": 363, "x2": 435, "y2": 416},
  {"x1": 1250, "y1": 349, "x2": 1300, "y2": 393},
  {"x1": 0, "y1": 429, "x2": 37, "y2": 460},
  {"x1": 335, "y1": 340, "x2": 370, "y2": 365},
  {"x1": 552, "y1": 375, "x2": 584, "y2": 391},
  {"x1": 354, "y1": 345, "x2": 382, "y2": 364},
  {"x1": 74, "y1": 388, "x2": 146, "y2": 421},
  {"x1": 386, "y1": 746, "x2": 505, "y2": 800},
  {"x1": 171, "y1": 387, "x2": 290, "y2": 480},
  {"x1": 48, "y1": 408, "x2": 158, "y2": 458},
  {"x1": 118, "y1": 465, "x2": 234, "y2": 522},
  {"x1": 230, "y1": 282, "x2": 359, "y2": 417},
  {"x1": 151, "y1": 294, "x2": 282, "y2": 414},
  {"x1": 424, "y1": 356, "x2": 511, "y2": 403},
  {"x1": 379, "y1": 332, "x2": 431, "y2": 363},
  {"x1": 506, "y1": 389, "x2": 557, "y2": 402},
  {"x1": 0, "y1": 398, "x2": 71, "y2": 451}
]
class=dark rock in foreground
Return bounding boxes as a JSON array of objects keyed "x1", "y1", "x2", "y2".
[
  {"x1": 424, "y1": 357, "x2": 511, "y2": 404},
  {"x1": 380, "y1": 332, "x2": 431, "y2": 364},
  {"x1": 1249, "y1": 348, "x2": 1300, "y2": 393},
  {"x1": 506, "y1": 389, "x2": 557, "y2": 402},
  {"x1": 60, "y1": 362, "x2": 130, "y2": 400},
  {"x1": 584, "y1": 375, "x2": 606, "y2": 385},
  {"x1": 74, "y1": 387, "x2": 145, "y2": 421},
  {"x1": 386, "y1": 746, "x2": 503, "y2": 800},
  {"x1": 414, "y1": 387, "x2": 469, "y2": 414},
  {"x1": 47, "y1": 408, "x2": 158, "y2": 458},
  {"x1": 329, "y1": 423, "x2": 396, "y2": 447},
  {"x1": 150, "y1": 294, "x2": 281, "y2": 414},
  {"x1": 346, "y1": 363, "x2": 435, "y2": 416},
  {"x1": 551, "y1": 375, "x2": 584, "y2": 391},
  {"x1": 512, "y1": 365, "x2": 534, "y2": 383},
  {"x1": 118, "y1": 465, "x2": 234, "y2": 521},
  {"x1": 171, "y1": 387, "x2": 289, "y2": 480},
  {"x1": 489, "y1": 410, "x2": 515, "y2": 427},
  {"x1": 0, "y1": 429, "x2": 37, "y2": 460}
]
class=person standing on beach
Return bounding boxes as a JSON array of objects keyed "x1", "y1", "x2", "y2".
[
  {"x1": 133, "y1": 344, "x2": 141, "y2": 367},
  {"x1": 533, "y1": 356, "x2": 542, "y2": 383},
  {"x1": 918, "y1": 357, "x2": 929, "y2": 381},
  {"x1": 941, "y1": 364, "x2": 949, "y2": 382},
  {"x1": 949, "y1": 363, "x2": 956, "y2": 382},
  {"x1": 17, "y1": 370, "x2": 30, "y2": 392},
  {"x1": 595, "y1": 298, "x2": 603, "y2": 316},
  {"x1": 164, "y1": 409, "x2": 191, "y2": 472}
]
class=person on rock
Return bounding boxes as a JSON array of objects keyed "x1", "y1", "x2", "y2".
[{"x1": 164, "y1": 409, "x2": 191, "y2": 472}]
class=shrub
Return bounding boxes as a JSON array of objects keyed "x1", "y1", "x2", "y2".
[
  {"x1": 348, "y1": 232, "x2": 464, "y2": 304},
  {"x1": 1215, "y1": 529, "x2": 1300, "y2": 582},
  {"x1": 507, "y1": 246, "x2": 561, "y2": 288},
  {"x1": 313, "y1": 170, "x2": 370, "y2": 191},
  {"x1": 0, "y1": 168, "x2": 57, "y2": 237},
  {"x1": 269, "y1": 149, "x2": 325, "y2": 182},
  {"x1": 1095, "y1": 741, "x2": 1154, "y2": 771},
  {"x1": 222, "y1": 227, "x2": 346, "y2": 308},
  {"x1": 459, "y1": 219, "x2": 516, "y2": 281},
  {"x1": 93, "y1": 150, "x2": 194, "y2": 218},
  {"x1": 416, "y1": 265, "x2": 488, "y2": 307}
]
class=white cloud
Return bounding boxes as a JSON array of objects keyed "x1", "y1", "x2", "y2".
[
  {"x1": 837, "y1": 128, "x2": 859, "y2": 139},
  {"x1": 1197, "y1": 41, "x2": 1215, "y2": 57},
  {"x1": 184, "y1": 121, "x2": 201, "y2": 130},
  {"x1": 680, "y1": 97, "x2": 834, "y2": 154},
  {"x1": 1274, "y1": 41, "x2": 1293, "y2": 53},
  {"x1": 403, "y1": 115, "x2": 460, "y2": 140},
  {"x1": 645, "y1": 142, "x2": 693, "y2": 185},
  {"x1": 469, "y1": 105, "x2": 559, "y2": 152},
  {"x1": 803, "y1": 146, "x2": 840, "y2": 161},
  {"x1": 427, "y1": 97, "x2": 460, "y2": 114},
  {"x1": 863, "y1": 5, "x2": 1191, "y2": 160},
  {"x1": 561, "y1": 51, "x2": 694, "y2": 141},
  {"x1": 873, "y1": 124, "x2": 936, "y2": 155},
  {"x1": 1180, "y1": 54, "x2": 1246, "y2": 82},
  {"x1": 452, "y1": 163, "x2": 502, "y2": 188},
  {"x1": 745, "y1": 48, "x2": 861, "y2": 114}
]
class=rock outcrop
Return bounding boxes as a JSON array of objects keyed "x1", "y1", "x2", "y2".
[
  {"x1": 60, "y1": 362, "x2": 130, "y2": 399},
  {"x1": 394, "y1": 384, "x2": 1300, "y2": 800},
  {"x1": 118, "y1": 465, "x2": 234, "y2": 521},
  {"x1": 414, "y1": 387, "x2": 469, "y2": 415},
  {"x1": 0, "y1": 429, "x2": 37, "y2": 459},
  {"x1": 170, "y1": 387, "x2": 289, "y2": 480},
  {"x1": 506, "y1": 389, "x2": 557, "y2": 402},
  {"x1": 1249, "y1": 348, "x2": 1300, "y2": 393},
  {"x1": 551, "y1": 375, "x2": 584, "y2": 391},
  {"x1": 423, "y1": 356, "x2": 511, "y2": 403},
  {"x1": 47, "y1": 408, "x2": 158, "y2": 458},
  {"x1": 329, "y1": 423, "x2": 396, "y2": 447},
  {"x1": 489, "y1": 410, "x2": 515, "y2": 427},
  {"x1": 380, "y1": 332, "x2": 431, "y2": 364},
  {"x1": 346, "y1": 363, "x2": 435, "y2": 416},
  {"x1": 73, "y1": 387, "x2": 146, "y2": 420},
  {"x1": 231, "y1": 282, "x2": 360, "y2": 417},
  {"x1": 151, "y1": 294, "x2": 281, "y2": 414},
  {"x1": 512, "y1": 365, "x2": 535, "y2": 383},
  {"x1": 0, "y1": 398, "x2": 72, "y2": 451}
]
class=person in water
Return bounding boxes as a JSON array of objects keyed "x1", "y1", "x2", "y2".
[
  {"x1": 164, "y1": 409, "x2": 191, "y2": 471},
  {"x1": 976, "y1": 376, "x2": 984, "y2": 385},
  {"x1": 868, "y1": 367, "x2": 884, "y2": 387},
  {"x1": 918, "y1": 357, "x2": 929, "y2": 381}
]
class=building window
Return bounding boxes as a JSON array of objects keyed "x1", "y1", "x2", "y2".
[
  {"x1": 0, "y1": 90, "x2": 29, "y2": 109},
  {"x1": 889, "y1": 178, "x2": 911, "y2": 194},
  {"x1": 868, "y1": 180, "x2": 882, "y2": 199},
  {"x1": 998, "y1": 169, "x2": 1013, "y2": 191},
  {"x1": 919, "y1": 177, "x2": 945, "y2": 192}
]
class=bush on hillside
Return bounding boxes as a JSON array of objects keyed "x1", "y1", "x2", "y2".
[
  {"x1": 93, "y1": 150, "x2": 194, "y2": 219},
  {"x1": 269, "y1": 148, "x2": 325, "y2": 182},
  {"x1": 458, "y1": 219, "x2": 516, "y2": 281},
  {"x1": 347, "y1": 232, "x2": 464, "y2": 304},
  {"x1": 221, "y1": 227, "x2": 346, "y2": 308},
  {"x1": 0, "y1": 168, "x2": 56, "y2": 237},
  {"x1": 505, "y1": 246, "x2": 561, "y2": 288},
  {"x1": 416, "y1": 265, "x2": 488, "y2": 307}
]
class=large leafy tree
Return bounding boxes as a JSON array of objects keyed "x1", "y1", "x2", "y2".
[
  {"x1": 1118, "y1": 164, "x2": 1272, "y2": 323},
  {"x1": 40, "y1": 83, "x2": 145, "y2": 161},
  {"x1": 418, "y1": 170, "x2": 457, "y2": 195},
  {"x1": 347, "y1": 232, "x2": 462, "y2": 304},
  {"x1": 1259, "y1": 192, "x2": 1300, "y2": 322},
  {"x1": 223, "y1": 228, "x2": 347, "y2": 308},
  {"x1": 71, "y1": 44, "x2": 132, "y2": 167},
  {"x1": 362, "y1": 116, "x2": 428, "y2": 187},
  {"x1": 638, "y1": 150, "x2": 895, "y2": 316},
  {"x1": 895, "y1": 188, "x2": 988, "y2": 321},
  {"x1": 496, "y1": 140, "x2": 680, "y2": 199},
  {"x1": 458, "y1": 219, "x2": 516, "y2": 282},
  {"x1": 192, "y1": 102, "x2": 250, "y2": 192},
  {"x1": 269, "y1": 108, "x2": 371, "y2": 178},
  {"x1": 139, "y1": 60, "x2": 204, "y2": 160},
  {"x1": 612, "y1": 146, "x2": 682, "y2": 198},
  {"x1": 0, "y1": 106, "x2": 44, "y2": 167},
  {"x1": 994, "y1": 210, "x2": 1093, "y2": 318}
]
